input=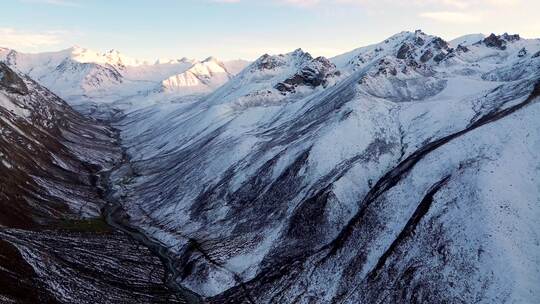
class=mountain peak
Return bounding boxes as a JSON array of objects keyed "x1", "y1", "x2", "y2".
[
  {"x1": 290, "y1": 48, "x2": 312, "y2": 59},
  {"x1": 480, "y1": 33, "x2": 520, "y2": 50}
]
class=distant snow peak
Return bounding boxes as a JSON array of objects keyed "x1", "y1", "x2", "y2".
[
  {"x1": 161, "y1": 56, "x2": 231, "y2": 94},
  {"x1": 0, "y1": 45, "x2": 247, "y2": 103},
  {"x1": 68, "y1": 46, "x2": 142, "y2": 67},
  {"x1": 290, "y1": 48, "x2": 312, "y2": 60}
]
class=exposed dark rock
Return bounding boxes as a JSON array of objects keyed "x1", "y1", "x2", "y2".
[
  {"x1": 456, "y1": 44, "x2": 470, "y2": 53},
  {"x1": 433, "y1": 52, "x2": 447, "y2": 63},
  {"x1": 0, "y1": 229, "x2": 186, "y2": 304},
  {"x1": 415, "y1": 36, "x2": 425, "y2": 46},
  {"x1": 518, "y1": 47, "x2": 527, "y2": 57},
  {"x1": 275, "y1": 56, "x2": 338, "y2": 94},
  {"x1": 482, "y1": 33, "x2": 507, "y2": 50},
  {"x1": 502, "y1": 32, "x2": 520, "y2": 42},
  {"x1": 0, "y1": 239, "x2": 57, "y2": 303},
  {"x1": 397, "y1": 43, "x2": 412, "y2": 59},
  {"x1": 254, "y1": 54, "x2": 284, "y2": 70},
  {"x1": 375, "y1": 58, "x2": 399, "y2": 76},
  {"x1": 420, "y1": 50, "x2": 433, "y2": 63},
  {"x1": 430, "y1": 37, "x2": 449, "y2": 50},
  {"x1": 0, "y1": 62, "x2": 28, "y2": 95}
]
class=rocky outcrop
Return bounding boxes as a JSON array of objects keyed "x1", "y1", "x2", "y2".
[
  {"x1": 0, "y1": 62, "x2": 28, "y2": 95},
  {"x1": 481, "y1": 33, "x2": 520, "y2": 50},
  {"x1": 482, "y1": 33, "x2": 507, "y2": 49},
  {"x1": 275, "y1": 56, "x2": 339, "y2": 94}
]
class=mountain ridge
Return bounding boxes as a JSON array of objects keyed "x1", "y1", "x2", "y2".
[{"x1": 1, "y1": 30, "x2": 539, "y2": 303}]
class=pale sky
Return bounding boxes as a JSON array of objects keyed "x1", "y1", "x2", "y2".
[{"x1": 2, "y1": 0, "x2": 539, "y2": 61}]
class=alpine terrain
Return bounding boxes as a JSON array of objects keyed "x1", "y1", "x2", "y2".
[{"x1": 0, "y1": 30, "x2": 539, "y2": 303}]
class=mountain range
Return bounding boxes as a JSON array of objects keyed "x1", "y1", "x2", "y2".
[{"x1": 0, "y1": 30, "x2": 539, "y2": 303}]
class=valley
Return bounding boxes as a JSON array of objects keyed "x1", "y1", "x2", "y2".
[{"x1": 1, "y1": 30, "x2": 539, "y2": 303}]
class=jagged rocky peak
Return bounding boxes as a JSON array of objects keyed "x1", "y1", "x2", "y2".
[
  {"x1": 0, "y1": 62, "x2": 28, "y2": 95},
  {"x1": 348, "y1": 31, "x2": 456, "y2": 102},
  {"x1": 334, "y1": 30, "x2": 454, "y2": 74},
  {"x1": 289, "y1": 48, "x2": 314, "y2": 63},
  {"x1": 275, "y1": 55, "x2": 339, "y2": 94},
  {"x1": 252, "y1": 48, "x2": 313, "y2": 71},
  {"x1": 394, "y1": 30, "x2": 451, "y2": 63},
  {"x1": 253, "y1": 53, "x2": 287, "y2": 71},
  {"x1": 480, "y1": 33, "x2": 521, "y2": 50}
]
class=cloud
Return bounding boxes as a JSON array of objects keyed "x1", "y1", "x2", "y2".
[{"x1": 0, "y1": 28, "x2": 65, "y2": 49}]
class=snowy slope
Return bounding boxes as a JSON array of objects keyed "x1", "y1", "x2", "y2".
[
  {"x1": 449, "y1": 33, "x2": 485, "y2": 47},
  {"x1": 95, "y1": 31, "x2": 540, "y2": 302}
]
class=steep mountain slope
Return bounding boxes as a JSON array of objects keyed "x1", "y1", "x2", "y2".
[
  {"x1": 0, "y1": 62, "x2": 120, "y2": 225},
  {"x1": 105, "y1": 31, "x2": 540, "y2": 303},
  {"x1": 0, "y1": 63, "x2": 188, "y2": 303}
]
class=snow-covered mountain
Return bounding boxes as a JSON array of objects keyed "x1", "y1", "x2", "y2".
[
  {"x1": 0, "y1": 46, "x2": 248, "y2": 105},
  {"x1": 106, "y1": 31, "x2": 540, "y2": 302},
  {"x1": 1, "y1": 30, "x2": 539, "y2": 303},
  {"x1": 161, "y1": 57, "x2": 232, "y2": 94}
]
